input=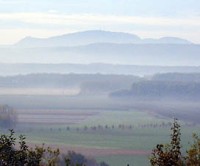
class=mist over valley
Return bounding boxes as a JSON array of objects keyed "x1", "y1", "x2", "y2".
[{"x1": 0, "y1": 30, "x2": 200, "y2": 166}]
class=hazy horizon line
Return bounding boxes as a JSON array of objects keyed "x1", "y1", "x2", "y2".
[{"x1": 1, "y1": 29, "x2": 198, "y2": 46}]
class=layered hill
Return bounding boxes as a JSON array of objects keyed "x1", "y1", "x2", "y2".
[{"x1": 0, "y1": 30, "x2": 198, "y2": 66}]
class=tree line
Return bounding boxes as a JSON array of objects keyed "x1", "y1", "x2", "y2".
[{"x1": 111, "y1": 80, "x2": 200, "y2": 100}]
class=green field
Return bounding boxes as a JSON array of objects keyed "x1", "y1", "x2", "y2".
[
  {"x1": 9, "y1": 109, "x2": 199, "y2": 166},
  {"x1": 0, "y1": 94, "x2": 200, "y2": 166}
]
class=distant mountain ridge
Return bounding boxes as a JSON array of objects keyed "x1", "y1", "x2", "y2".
[{"x1": 15, "y1": 30, "x2": 192, "y2": 47}]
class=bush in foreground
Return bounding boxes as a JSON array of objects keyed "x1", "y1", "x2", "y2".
[
  {"x1": 150, "y1": 119, "x2": 200, "y2": 166},
  {"x1": 0, "y1": 129, "x2": 59, "y2": 165},
  {"x1": 0, "y1": 129, "x2": 108, "y2": 166}
]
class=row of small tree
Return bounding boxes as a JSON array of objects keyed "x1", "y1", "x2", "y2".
[{"x1": 52, "y1": 122, "x2": 180, "y2": 132}]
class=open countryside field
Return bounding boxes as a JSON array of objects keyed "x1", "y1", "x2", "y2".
[
  {"x1": 15, "y1": 108, "x2": 200, "y2": 166},
  {"x1": 0, "y1": 90, "x2": 200, "y2": 166},
  {"x1": 17, "y1": 110, "x2": 199, "y2": 166}
]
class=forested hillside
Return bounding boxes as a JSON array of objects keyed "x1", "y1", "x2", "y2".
[{"x1": 111, "y1": 73, "x2": 200, "y2": 100}]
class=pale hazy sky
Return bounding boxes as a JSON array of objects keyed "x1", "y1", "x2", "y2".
[{"x1": 0, "y1": 0, "x2": 200, "y2": 44}]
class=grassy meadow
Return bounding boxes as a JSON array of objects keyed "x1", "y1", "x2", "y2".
[
  {"x1": 15, "y1": 108, "x2": 200, "y2": 166},
  {"x1": 0, "y1": 89, "x2": 199, "y2": 166}
]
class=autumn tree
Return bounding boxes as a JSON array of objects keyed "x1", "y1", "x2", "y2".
[
  {"x1": 150, "y1": 119, "x2": 200, "y2": 166},
  {"x1": 0, "y1": 129, "x2": 59, "y2": 166},
  {"x1": 0, "y1": 130, "x2": 109, "y2": 166},
  {"x1": 150, "y1": 119, "x2": 184, "y2": 166},
  {"x1": 185, "y1": 133, "x2": 200, "y2": 165}
]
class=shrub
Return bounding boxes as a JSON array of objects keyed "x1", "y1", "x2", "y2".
[
  {"x1": 0, "y1": 129, "x2": 59, "y2": 166},
  {"x1": 150, "y1": 119, "x2": 200, "y2": 166}
]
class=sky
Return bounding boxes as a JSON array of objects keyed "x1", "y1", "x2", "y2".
[{"x1": 0, "y1": 0, "x2": 200, "y2": 44}]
